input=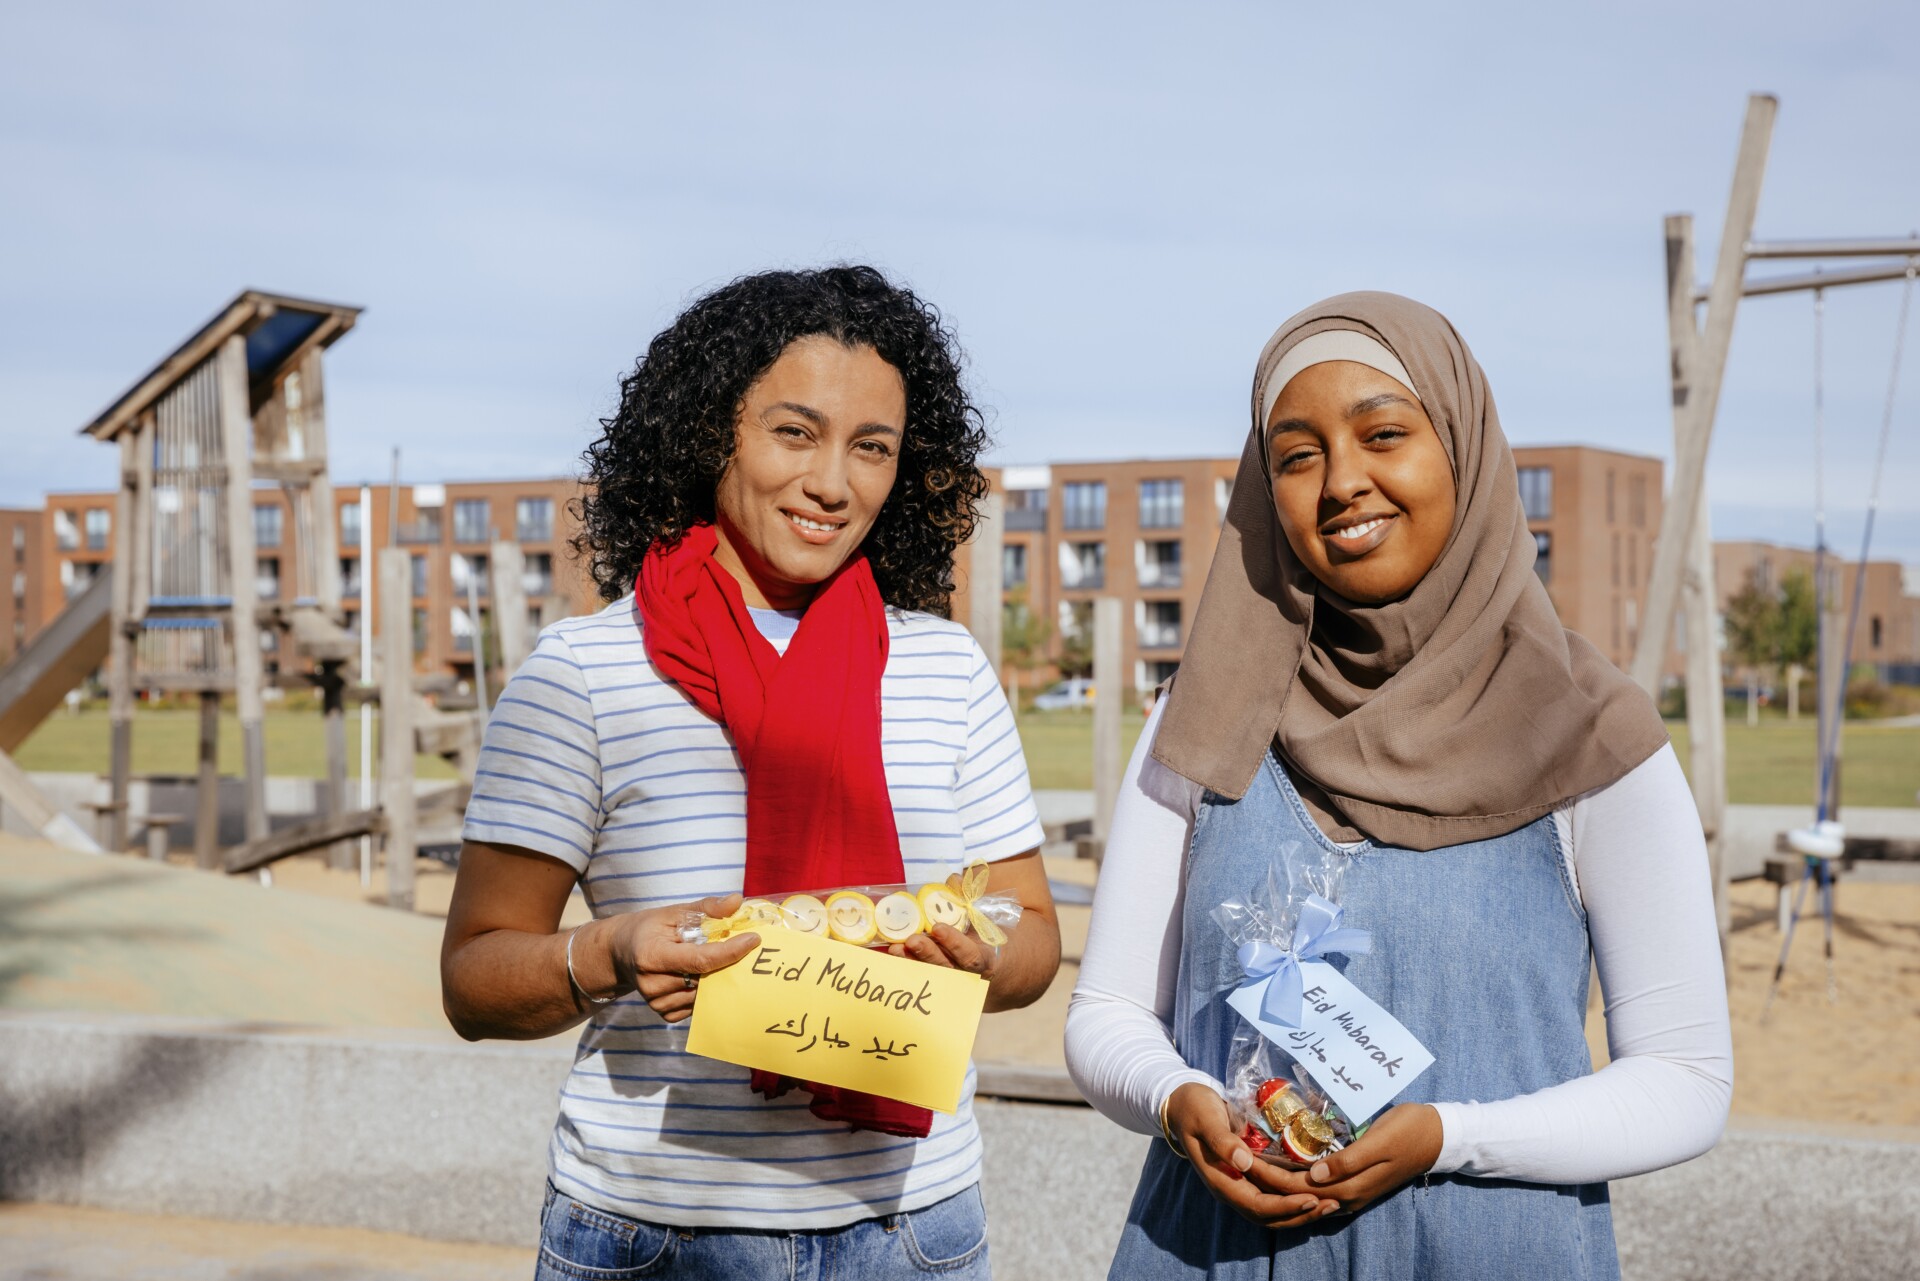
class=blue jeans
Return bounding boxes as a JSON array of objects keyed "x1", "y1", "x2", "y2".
[{"x1": 535, "y1": 1182, "x2": 991, "y2": 1280}]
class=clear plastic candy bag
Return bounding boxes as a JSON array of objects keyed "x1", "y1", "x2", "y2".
[
  {"x1": 677, "y1": 859, "x2": 1022, "y2": 949},
  {"x1": 1213, "y1": 842, "x2": 1370, "y2": 1169}
]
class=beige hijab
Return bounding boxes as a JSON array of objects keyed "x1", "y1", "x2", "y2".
[{"x1": 1152, "y1": 291, "x2": 1667, "y2": 851}]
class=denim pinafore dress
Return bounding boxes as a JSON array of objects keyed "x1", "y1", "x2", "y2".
[{"x1": 1107, "y1": 752, "x2": 1618, "y2": 1281}]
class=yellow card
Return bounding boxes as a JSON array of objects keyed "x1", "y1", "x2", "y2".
[{"x1": 684, "y1": 929, "x2": 990, "y2": 1114}]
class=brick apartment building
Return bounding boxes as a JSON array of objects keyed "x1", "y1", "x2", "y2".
[
  {"x1": 1716, "y1": 540, "x2": 1920, "y2": 680},
  {"x1": 15, "y1": 448, "x2": 1918, "y2": 695},
  {"x1": 32, "y1": 479, "x2": 601, "y2": 682},
  {"x1": 0, "y1": 507, "x2": 46, "y2": 664},
  {"x1": 957, "y1": 445, "x2": 1680, "y2": 694}
]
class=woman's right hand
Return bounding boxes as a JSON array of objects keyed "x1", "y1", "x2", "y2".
[
  {"x1": 596, "y1": 894, "x2": 761, "y2": 1022},
  {"x1": 1162, "y1": 1082, "x2": 1337, "y2": 1230}
]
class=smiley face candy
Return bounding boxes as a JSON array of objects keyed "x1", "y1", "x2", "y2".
[{"x1": 823, "y1": 891, "x2": 878, "y2": 945}]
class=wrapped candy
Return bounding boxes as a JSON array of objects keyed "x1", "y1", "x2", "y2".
[
  {"x1": 1215, "y1": 843, "x2": 1374, "y2": 1170},
  {"x1": 681, "y1": 860, "x2": 1022, "y2": 948}
]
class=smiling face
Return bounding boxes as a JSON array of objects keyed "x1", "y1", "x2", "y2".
[
  {"x1": 711, "y1": 335, "x2": 908, "y2": 610},
  {"x1": 1266, "y1": 360, "x2": 1456, "y2": 604}
]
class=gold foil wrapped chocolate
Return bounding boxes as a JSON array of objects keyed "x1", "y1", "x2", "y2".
[
  {"x1": 1282, "y1": 1110, "x2": 1335, "y2": 1162},
  {"x1": 1256, "y1": 1080, "x2": 1310, "y2": 1134}
]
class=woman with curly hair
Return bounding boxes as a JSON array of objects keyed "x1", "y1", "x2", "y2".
[{"x1": 442, "y1": 266, "x2": 1057, "y2": 1280}]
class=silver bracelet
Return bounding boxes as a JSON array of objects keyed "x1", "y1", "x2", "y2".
[{"x1": 566, "y1": 925, "x2": 612, "y2": 1006}]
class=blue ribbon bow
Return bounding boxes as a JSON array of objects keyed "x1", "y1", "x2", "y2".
[{"x1": 1234, "y1": 894, "x2": 1373, "y2": 1028}]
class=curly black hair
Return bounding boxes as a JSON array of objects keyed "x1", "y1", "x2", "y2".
[{"x1": 571, "y1": 265, "x2": 990, "y2": 614}]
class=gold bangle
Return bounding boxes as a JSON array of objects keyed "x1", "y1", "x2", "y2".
[{"x1": 1158, "y1": 1089, "x2": 1188, "y2": 1159}]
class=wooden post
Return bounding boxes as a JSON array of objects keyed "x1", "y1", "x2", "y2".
[
  {"x1": 1632, "y1": 94, "x2": 1776, "y2": 696},
  {"x1": 194, "y1": 690, "x2": 221, "y2": 869},
  {"x1": 491, "y1": 541, "x2": 531, "y2": 680},
  {"x1": 1661, "y1": 207, "x2": 1739, "y2": 952},
  {"x1": 107, "y1": 433, "x2": 138, "y2": 852},
  {"x1": 378, "y1": 548, "x2": 416, "y2": 910},
  {"x1": 217, "y1": 334, "x2": 270, "y2": 844},
  {"x1": 969, "y1": 490, "x2": 1004, "y2": 680},
  {"x1": 1683, "y1": 499, "x2": 1730, "y2": 945},
  {"x1": 297, "y1": 347, "x2": 344, "y2": 618},
  {"x1": 1091, "y1": 597, "x2": 1123, "y2": 859}
]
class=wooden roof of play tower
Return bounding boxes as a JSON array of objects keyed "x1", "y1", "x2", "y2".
[{"x1": 80, "y1": 289, "x2": 361, "y2": 441}]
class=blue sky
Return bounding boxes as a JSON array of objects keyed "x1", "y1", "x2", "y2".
[{"x1": 4, "y1": 1, "x2": 1917, "y2": 562}]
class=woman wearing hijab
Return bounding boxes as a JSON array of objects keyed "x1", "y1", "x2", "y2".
[
  {"x1": 442, "y1": 266, "x2": 1058, "y2": 1280},
  {"x1": 1064, "y1": 292, "x2": 1732, "y2": 1279}
]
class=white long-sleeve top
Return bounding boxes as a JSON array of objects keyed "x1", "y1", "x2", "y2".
[{"x1": 1063, "y1": 700, "x2": 1733, "y2": 1184}]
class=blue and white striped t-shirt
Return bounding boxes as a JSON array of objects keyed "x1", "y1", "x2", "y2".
[{"x1": 462, "y1": 595, "x2": 1046, "y2": 1230}]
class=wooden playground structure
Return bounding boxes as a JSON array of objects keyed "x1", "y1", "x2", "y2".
[{"x1": 0, "y1": 290, "x2": 539, "y2": 909}]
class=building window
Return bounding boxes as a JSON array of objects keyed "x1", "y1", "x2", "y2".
[
  {"x1": 255, "y1": 557, "x2": 281, "y2": 601},
  {"x1": 412, "y1": 607, "x2": 429, "y2": 656},
  {"x1": 54, "y1": 510, "x2": 79, "y2": 551},
  {"x1": 340, "y1": 557, "x2": 361, "y2": 599},
  {"x1": 398, "y1": 508, "x2": 442, "y2": 544},
  {"x1": 1138, "y1": 599, "x2": 1181, "y2": 649},
  {"x1": 1138, "y1": 539, "x2": 1182, "y2": 589},
  {"x1": 452, "y1": 552, "x2": 490, "y2": 598},
  {"x1": 1062, "y1": 481, "x2": 1106, "y2": 531},
  {"x1": 1005, "y1": 488, "x2": 1048, "y2": 531},
  {"x1": 1871, "y1": 616, "x2": 1883, "y2": 649},
  {"x1": 85, "y1": 509, "x2": 111, "y2": 552},
  {"x1": 1628, "y1": 475, "x2": 1647, "y2": 528},
  {"x1": 252, "y1": 504, "x2": 282, "y2": 550},
  {"x1": 1215, "y1": 477, "x2": 1234, "y2": 518},
  {"x1": 1059, "y1": 541, "x2": 1106, "y2": 590},
  {"x1": 340, "y1": 502, "x2": 362, "y2": 548},
  {"x1": 1606, "y1": 471, "x2": 1616, "y2": 523},
  {"x1": 1002, "y1": 543, "x2": 1028, "y2": 590},
  {"x1": 410, "y1": 554, "x2": 429, "y2": 598},
  {"x1": 522, "y1": 552, "x2": 554, "y2": 597},
  {"x1": 1139, "y1": 479, "x2": 1184, "y2": 529},
  {"x1": 1517, "y1": 467, "x2": 1553, "y2": 521},
  {"x1": 516, "y1": 497, "x2": 554, "y2": 543},
  {"x1": 1534, "y1": 532, "x2": 1551, "y2": 584},
  {"x1": 1144, "y1": 659, "x2": 1180, "y2": 689},
  {"x1": 454, "y1": 498, "x2": 491, "y2": 544},
  {"x1": 1628, "y1": 536, "x2": 1637, "y2": 589},
  {"x1": 1611, "y1": 532, "x2": 1620, "y2": 587}
]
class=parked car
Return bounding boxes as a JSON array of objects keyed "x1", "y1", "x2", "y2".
[{"x1": 1032, "y1": 678, "x2": 1095, "y2": 711}]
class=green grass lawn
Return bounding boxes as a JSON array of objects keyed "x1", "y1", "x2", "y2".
[
  {"x1": 13, "y1": 708, "x2": 460, "y2": 781},
  {"x1": 1013, "y1": 708, "x2": 1148, "y2": 791},
  {"x1": 1666, "y1": 716, "x2": 1918, "y2": 808},
  {"x1": 13, "y1": 705, "x2": 1913, "y2": 806}
]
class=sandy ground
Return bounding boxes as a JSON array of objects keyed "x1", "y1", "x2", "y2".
[
  {"x1": 0, "y1": 1202, "x2": 531, "y2": 1281},
  {"x1": 6, "y1": 836, "x2": 1914, "y2": 1128},
  {"x1": 1715, "y1": 875, "x2": 1920, "y2": 1127}
]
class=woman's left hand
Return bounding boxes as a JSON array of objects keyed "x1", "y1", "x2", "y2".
[
  {"x1": 1252, "y1": 1102, "x2": 1442, "y2": 1218},
  {"x1": 885, "y1": 923, "x2": 998, "y2": 980}
]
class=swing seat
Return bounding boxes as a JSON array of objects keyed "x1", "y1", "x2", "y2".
[{"x1": 1786, "y1": 820, "x2": 1846, "y2": 859}]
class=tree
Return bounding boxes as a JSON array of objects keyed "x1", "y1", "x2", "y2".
[
  {"x1": 1000, "y1": 585, "x2": 1053, "y2": 707},
  {"x1": 1722, "y1": 569, "x2": 1779, "y2": 726},
  {"x1": 1775, "y1": 568, "x2": 1818, "y2": 721},
  {"x1": 1057, "y1": 601, "x2": 1094, "y2": 679}
]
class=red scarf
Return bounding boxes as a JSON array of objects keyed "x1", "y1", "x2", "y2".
[{"x1": 635, "y1": 523, "x2": 931, "y2": 1138}]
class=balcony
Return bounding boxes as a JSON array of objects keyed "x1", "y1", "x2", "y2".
[
  {"x1": 1004, "y1": 507, "x2": 1047, "y2": 532},
  {"x1": 1139, "y1": 623, "x2": 1181, "y2": 650},
  {"x1": 1138, "y1": 564, "x2": 1182, "y2": 590},
  {"x1": 395, "y1": 519, "x2": 442, "y2": 545}
]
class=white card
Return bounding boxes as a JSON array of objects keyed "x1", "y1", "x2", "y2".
[{"x1": 1225, "y1": 959, "x2": 1434, "y2": 1124}]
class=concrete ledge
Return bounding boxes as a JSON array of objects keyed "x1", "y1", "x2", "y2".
[{"x1": 3, "y1": 1012, "x2": 1915, "y2": 1279}]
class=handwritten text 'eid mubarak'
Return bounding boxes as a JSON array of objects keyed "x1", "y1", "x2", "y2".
[{"x1": 752, "y1": 946, "x2": 934, "y2": 1062}]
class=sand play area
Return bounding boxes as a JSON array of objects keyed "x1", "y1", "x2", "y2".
[{"x1": 2, "y1": 834, "x2": 1915, "y2": 1131}]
